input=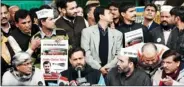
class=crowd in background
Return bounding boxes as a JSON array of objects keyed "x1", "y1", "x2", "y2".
[{"x1": 1, "y1": 0, "x2": 184, "y2": 86}]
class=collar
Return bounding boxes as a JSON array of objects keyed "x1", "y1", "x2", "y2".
[
  {"x1": 63, "y1": 16, "x2": 75, "y2": 23},
  {"x1": 7, "y1": 22, "x2": 11, "y2": 29},
  {"x1": 142, "y1": 21, "x2": 153, "y2": 29},
  {"x1": 147, "y1": 21, "x2": 153, "y2": 29},
  {"x1": 120, "y1": 20, "x2": 135, "y2": 27},
  {"x1": 40, "y1": 29, "x2": 56, "y2": 39},
  {"x1": 1, "y1": 22, "x2": 11, "y2": 32},
  {"x1": 163, "y1": 28, "x2": 172, "y2": 32},
  {"x1": 98, "y1": 24, "x2": 108, "y2": 36},
  {"x1": 17, "y1": 28, "x2": 32, "y2": 36}
]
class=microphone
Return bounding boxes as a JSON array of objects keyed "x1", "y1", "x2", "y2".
[
  {"x1": 59, "y1": 82, "x2": 65, "y2": 86},
  {"x1": 75, "y1": 67, "x2": 82, "y2": 78},
  {"x1": 76, "y1": 77, "x2": 90, "y2": 86},
  {"x1": 58, "y1": 76, "x2": 69, "y2": 86},
  {"x1": 38, "y1": 81, "x2": 43, "y2": 86}
]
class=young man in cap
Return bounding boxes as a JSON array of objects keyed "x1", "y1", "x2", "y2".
[{"x1": 31, "y1": 6, "x2": 68, "y2": 66}]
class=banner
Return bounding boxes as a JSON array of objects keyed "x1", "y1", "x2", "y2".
[
  {"x1": 41, "y1": 39, "x2": 68, "y2": 80},
  {"x1": 124, "y1": 28, "x2": 144, "y2": 47}
]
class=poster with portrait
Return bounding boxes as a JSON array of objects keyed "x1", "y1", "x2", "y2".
[
  {"x1": 40, "y1": 39, "x2": 68, "y2": 80},
  {"x1": 124, "y1": 28, "x2": 144, "y2": 47}
]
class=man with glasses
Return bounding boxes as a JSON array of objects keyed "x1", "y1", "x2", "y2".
[{"x1": 2, "y1": 51, "x2": 45, "y2": 86}]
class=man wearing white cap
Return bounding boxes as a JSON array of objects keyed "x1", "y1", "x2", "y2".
[
  {"x1": 31, "y1": 6, "x2": 68, "y2": 66},
  {"x1": 150, "y1": 5, "x2": 174, "y2": 45},
  {"x1": 2, "y1": 51, "x2": 45, "y2": 86},
  {"x1": 105, "y1": 48, "x2": 152, "y2": 86}
]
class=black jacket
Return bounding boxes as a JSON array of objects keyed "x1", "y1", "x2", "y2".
[
  {"x1": 167, "y1": 27, "x2": 184, "y2": 55},
  {"x1": 105, "y1": 67, "x2": 152, "y2": 86},
  {"x1": 55, "y1": 16, "x2": 86, "y2": 48},
  {"x1": 61, "y1": 64, "x2": 102, "y2": 85},
  {"x1": 150, "y1": 26, "x2": 170, "y2": 45},
  {"x1": 148, "y1": 21, "x2": 159, "y2": 31},
  {"x1": 117, "y1": 22, "x2": 153, "y2": 47}
]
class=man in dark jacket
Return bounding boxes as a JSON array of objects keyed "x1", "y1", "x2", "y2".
[
  {"x1": 167, "y1": 6, "x2": 184, "y2": 55},
  {"x1": 118, "y1": 3, "x2": 153, "y2": 47},
  {"x1": 106, "y1": 48, "x2": 152, "y2": 86},
  {"x1": 150, "y1": 5, "x2": 174, "y2": 45},
  {"x1": 142, "y1": 3, "x2": 159, "y2": 31},
  {"x1": 1, "y1": 3, "x2": 16, "y2": 37},
  {"x1": 55, "y1": 0, "x2": 88, "y2": 48},
  {"x1": 60, "y1": 47, "x2": 105, "y2": 86}
]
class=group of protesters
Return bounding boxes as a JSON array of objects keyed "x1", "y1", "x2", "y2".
[{"x1": 1, "y1": 0, "x2": 184, "y2": 86}]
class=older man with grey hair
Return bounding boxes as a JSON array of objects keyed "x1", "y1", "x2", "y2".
[{"x1": 2, "y1": 51, "x2": 45, "y2": 86}]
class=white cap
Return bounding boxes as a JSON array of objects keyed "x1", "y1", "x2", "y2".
[
  {"x1": 120, "y1": 48, "x2": 138, "y2": 58},
  {"x1": 36, "y1": 9, "x2": 54, "y2": 19},
  {"x1": 86, "y1": 0, "x2": 100, "y2": 6},
  {"x1": 161, "y1": 5, "x2": 173, "y2": 12}
]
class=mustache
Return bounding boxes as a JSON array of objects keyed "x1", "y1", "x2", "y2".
[
  {"x1": 2, "y1": 17, "x2": 8, "y2": 20},
  {"x1": 161, "y1": 21, "x2": 168, "y2": 24}
]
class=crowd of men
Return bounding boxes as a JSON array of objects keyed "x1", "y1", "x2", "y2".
[{"x1": 1, "y1": 0, "x2": 184, "y2": 86}]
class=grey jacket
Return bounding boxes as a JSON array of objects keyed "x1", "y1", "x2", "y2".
[{"x1": 81, "y1": 25, "x2": 123, "y2": 70}]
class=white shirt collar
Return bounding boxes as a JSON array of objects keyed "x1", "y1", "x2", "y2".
[
  {"x1": 142, "y1": 20, "x2": 153, "y2": 29},
  {"x1": 40, "y1": 29, "x2": 56, "y2": 39}
]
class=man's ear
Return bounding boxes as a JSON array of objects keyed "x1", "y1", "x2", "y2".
[
  {"x1": 121, "y1": 12, "x2": 125, "y2": 17},
  {"x1": 137, "y1": 50, "x2": 143, "y2": 61},
  {"x1": 99, "y1": 14, "x2": 103, "y2": 20},
  {"x1": 176, "y1": 61, "x2": 180, "y2": 67},
  {"x1": 41, "y1": 20, "x2": 45, "y2": 26},
  {"x1": 61, "y1": 8, "x2": 66, "y2": 14},
  {"x1": 58, "y1": 7, "x2": 62, "y2": 13},
  {"x1": 176, "y1": 16, "x2": 180, "y2": 22},
  {"x1": 15, "y1": 22, "x2": 19, "y2": 28}
]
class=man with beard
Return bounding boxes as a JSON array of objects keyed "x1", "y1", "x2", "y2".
[
  {"x1": 118, "y1": 3, "x2": 153, "y2": 47},
  {"x1": 108, "y1": 1, "x2": 122, "y2": 29},
  {"x1": 55, "y1": 0, "x2": 88, "y2": 48},
  {"x1": 143, "y1": 3, "x2": 159, "y2": 31},
  {"x1": 150, "y1": 5, "x2": 174, "y2": 45},
  {"x1": 106, "y1": 48, "x2": 152, "y2": 86},
  {"x1": 2, "y1": 52, "x2": 45, "y2": 86},
  {"x1": 153, "y1": 50, "x2": 184, "y2": 85},
  {"x1": 167, "y1": 6, "x2": 184, "y2": 55},
  {"x1": 60, "y1": 47, "x2": 105, "y2": 85},
  {"x1": 1, "y1": 3, "x2": 16, "y2": 37}
]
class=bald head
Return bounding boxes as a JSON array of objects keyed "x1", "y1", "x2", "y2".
[
  {"x1": 142, "y1": 43, "x2": 157, "y2": 57},
  {"x1": 9, "y1": 5, "x2": 19, "y2": 21},
  {"x1": 141, "y1": 43, "x2": 158, "y2": 66}
]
